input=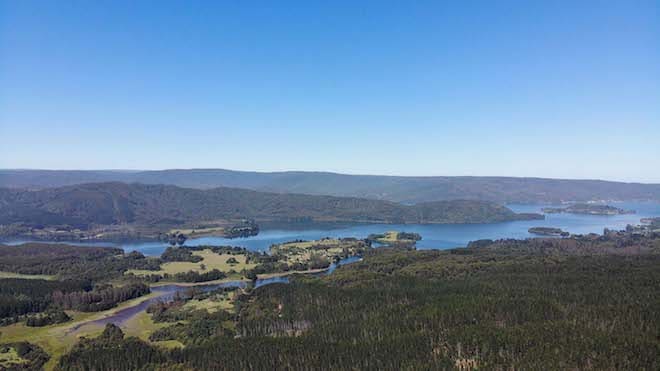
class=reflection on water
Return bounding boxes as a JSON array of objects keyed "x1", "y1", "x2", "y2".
[
  {"x1": 4, "y1": 202, "x2": 659, "y2": 257},
  {"x1": 21, "y1": 201, "x2": 659, "y2": 335}
]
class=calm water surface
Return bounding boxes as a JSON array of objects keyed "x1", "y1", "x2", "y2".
[
  {"x1": 5, "y1": 202, "x2": 659, "y2": 256},
  {"x1": 17, "y1": 201, "x2": 657, "y2": 330}
]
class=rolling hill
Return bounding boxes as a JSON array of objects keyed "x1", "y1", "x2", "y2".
[
  {"x1": 1, "y1": 169, "x2": 659, "y2": 203},
  {"x1": 0, "y1": 182, "x2": 540, "y2": 232}
]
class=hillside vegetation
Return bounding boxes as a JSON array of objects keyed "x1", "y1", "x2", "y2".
[
  {"x1": 0, "y1": 183, "x2": 540, "y2": 236},
  {"x1": 2, "y1": 169, "x2": 659, "y2": 203},
  {"x1": 52, "y1": 234, "x2": 660, "y2": 370}
]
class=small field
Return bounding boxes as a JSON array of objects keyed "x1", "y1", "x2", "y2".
[
  {"x1": 270, "y1": 238, "x2": 368, "y2": 266},
  {"x1": 183, "y1": 290, "x2": 235, "y2": 313},
  {"x1": 169, "y1": 226, "x2": 226, "y2": 237},
  {"x1": 0, "y1": 291, "x2": 162, "y2": 370},
  {"x1": 0, "y1": 271, "x2": 55, "y2": 280},
  {"x1": 121, "y1": 311, "x2": 170, "y2": 342},
  {"x1": 127, "y1": 249, "x2": 256, "y2": 278},
  {"x1": 372, "y1": 231, "x2": 400, "y2": 243},
  {"x1": 0, "y1": 346, "x2": 26, "y2": 368},
  {"x1": 369, "y1": 231, "x2": 421, "y2": 246},
  {"x1": 0, "y1": 311, "x2": 100, "y2": 371}
]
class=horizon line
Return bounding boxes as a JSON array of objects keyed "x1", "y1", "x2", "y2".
[{"x1": 1, "y1": 167, "x2": 659, "y2": 185}]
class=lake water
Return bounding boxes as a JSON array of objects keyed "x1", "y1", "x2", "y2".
[
  {"x1": 5, "y1": 202, "x2": 659, "y2": 256},
  {"x1": 28, "y1": 201, "x2": 658, "y2": 331}
]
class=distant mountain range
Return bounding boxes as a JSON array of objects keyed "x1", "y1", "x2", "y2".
[
  {"x1": 0, "y1": 183, "x2": 540, "y2": 236},
  {"x1": 1, "y1": 169, "x2": 659, "y2": 203}
]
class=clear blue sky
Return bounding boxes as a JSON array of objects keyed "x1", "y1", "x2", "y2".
[{"x1": 1, "y1": 1, "x2": 659, "y2": 182}]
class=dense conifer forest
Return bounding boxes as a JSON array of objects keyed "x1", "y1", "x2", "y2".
[
  {"x1": 52, "y1": 235, "x2": 660, "y2": 370},
  {"x1": 0, "y1": 244, "x2": 157, "y2": 325}
]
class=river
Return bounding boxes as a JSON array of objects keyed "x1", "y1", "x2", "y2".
[{"x1": 68, "y1": 255, "x2": 362, "y2": 330}]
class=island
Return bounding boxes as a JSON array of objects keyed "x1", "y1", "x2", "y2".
[
  {"x1": 164, "y1": 220, "x2": 259, "y2": 245},
  {"x1": 367, "y1": 231, "x2": 422, "y2": 248},
  {"x1": 528, "y1": 227, "x2": 569, "y2": 237},
  {"x1": 542, "y1": 203, "x2": 635, "y2": 215},
  {"x1": 641, "y1": 217, "x2": 660, "y2": 228}
]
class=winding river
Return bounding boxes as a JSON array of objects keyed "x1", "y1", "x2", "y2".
[{"x1": 69, "y1": 255, "x2": 362, "y2": 330}]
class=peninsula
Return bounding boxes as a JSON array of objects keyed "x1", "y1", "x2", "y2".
[
  {"x1": 0, "y1": 183, "x2": 542, "y2": 242},
  {"x1": 542, "y1": 203, "x2": 635, "y2": 216}
]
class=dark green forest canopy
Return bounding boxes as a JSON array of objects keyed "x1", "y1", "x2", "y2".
[
  {"x1": 55, "y1": 236, "x2": 660, "y2": 370},
  {"x1": 0, "y1": 244, "x2": 158, "y2": 323},
  {"x1": 0, "y1": 243, "x2": 158, "y2": 280},
  {"x1": 0, "y1": 183, "x2": 541, "y2": 234}
]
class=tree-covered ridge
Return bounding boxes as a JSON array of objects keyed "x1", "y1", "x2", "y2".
[
  {"x1": 0, "y1": 182, "x2": 542, "y2": 241},
  {"x1": 2, "y1": 169, "x2": 660, "y2": 204},
  {"x1": 54, "y1": 234, "x2": 660, "y2": 370},
  {"x1": 0, "y1": 244, "x2": 158, "y2": 325},
  {"x1": 542, "y1": 203, "x2": 635, "y2": 215},
  {"x1": 0, "y1": 243, "x2": 159, "y2": 280}
]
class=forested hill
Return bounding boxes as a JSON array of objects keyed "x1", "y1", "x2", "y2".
[
  {"x1": 1, "y1": 169, "x2": 659, "y2": 203},
  {"x1": 0, "y1": 182, "x2": 540, "y2": 229}
]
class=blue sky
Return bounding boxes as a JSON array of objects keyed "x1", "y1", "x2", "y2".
[{"x1": 1, "y1": 1, "x2": 659, "y2": 182}]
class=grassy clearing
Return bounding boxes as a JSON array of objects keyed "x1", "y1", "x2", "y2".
[
  {"x1": 370, "y1": 231, "x2": 421, "y2": 246},
  {"x1": 271, "y1": 239, "x2": 342, "y2": 264},
  {"x1": 0, "y1": 346, "x2": 26, "y2": 368},
  {"x1": 127, "y1": 250, "x2": 256, "y2": 277},
  {"x1": 0, "y1": 271, "x2": 55, "y2": 280},
  {"x1": 169, "y1": 226, "x2": 226, "y2": 237},
  {"x1": 271, "y1": 238, "x2": 367, "y2": 266},
  {"x1": 0, "y1": 291, "x2": 162, "y2": 370},
  {"x1": 121, "y1": 311, "x2": 168, "y2": 341},
  {"x1": 0, "y1": 311, "x2": 102, "y2": 371},
  {"x1": 152, "y1": 339, "x2": 184, "y2": 349},
  {"x1": 183, "y1": 291, "x2": 235, "y2": 313},
  {"x1": 374, "y1": 231, "x2": 400, "y2": 243}
]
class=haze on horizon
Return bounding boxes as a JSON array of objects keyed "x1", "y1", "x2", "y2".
[{"x1": 1, "y1": 1, "x2": 659, "y2": 182}]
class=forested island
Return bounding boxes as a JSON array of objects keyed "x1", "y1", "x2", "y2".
[
  {"x1": 542, "y1": 203, "x2": 635, "y2": 215},
  {"x1": 528, "y1": 227, "x2": 569, "y2": 236},
  {"x1": 0, "y1": 183, "x2": 542, "y2": 242},
  {"x1": 1, "y1": 226, "x2": 659, "y2": 370},
  {"x1": 367, "y1": 231, "x2": 422, "y2": 248}
]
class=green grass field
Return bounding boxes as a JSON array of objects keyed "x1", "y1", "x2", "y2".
[
  {"x1": 169, "y1": 226, "x2": 226, "y2": 237},
  {"x1": 371, "y1": 231, "x2": 420, "y2": 245},
  {"x1": 0, "y1": 311, "x2": 101, "y2": 371},
  {"x1": 121, "y1": 311, "x2": 168, "y2": 341},
  {"x1": 0, "y1": 271, "x2": 55, "y2": 280},
  {"x1": 0, "y1": 291, "x2": 162, "y2": 370},
  {"x1": 270, "y1": 238, "x2": 366, "y2": 267},
  {"x1": 183, "y1": 290, "x2": 235, "y2": 313},
  {"x1": 0, "y1": 346, "x2": 27, "y2": 368},
  {"x1": 127, "y1": 249, "x2": 256, "y2": 278},
  {"x1": 373, "y1": 231, "x2": 399, "y2": 243}
]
